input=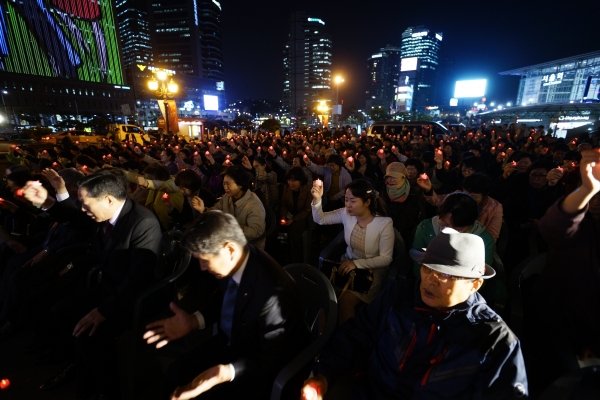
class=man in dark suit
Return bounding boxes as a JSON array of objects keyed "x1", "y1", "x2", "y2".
[
  {"x1": 23, "y1": 169, "x2": 162, "y2": 399},
  {"x1": 143, "y1": 210, "x2": 310, "y2": 400}
]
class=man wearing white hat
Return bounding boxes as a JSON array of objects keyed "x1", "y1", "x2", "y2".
[{"x1": 302, "y1": 228, "x2": 528, "y2": 399}]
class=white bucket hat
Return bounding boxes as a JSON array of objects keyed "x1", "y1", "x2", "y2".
[{"x1": 410, "y1": 228, "x2": 496, "y2": 279}]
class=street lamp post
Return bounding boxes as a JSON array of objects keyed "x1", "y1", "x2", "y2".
[
  {"x1": 148, "y1": 69, "x2": 178, "y2": 135},
  {"x1": 334, "y1": 76, "x2": 344, "y2": 125}
]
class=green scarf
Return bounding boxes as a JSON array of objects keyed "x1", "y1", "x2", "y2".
[{"x1": 387, "y1": 178, "x2": 410, "y2": 203}]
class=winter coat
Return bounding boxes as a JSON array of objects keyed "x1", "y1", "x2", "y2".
[{"x1": 314, "y1": 279, "x2": 528, "y2": 399}]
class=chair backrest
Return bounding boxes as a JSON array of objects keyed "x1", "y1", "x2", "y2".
[
  {"x1": 250, "y1": 205, "x2": 276, "y2": 244},
  {"x1": 388, "y1": 228, "x2": 406, "y2": 282},
  {"x1": 496, "y1": 220, "x2": 509, "y2": 260},
  {"x1": 528, "y1": 224, "x2": 548, "y2": 257},
  {"x1": 155, "y1": 230, "x2": 185, "y2": 280},
  {"x1": 318, "y1": 230, "x2": 346, "y2": 270},
  {"x1": 271, "y1": 263, "x2": 338, "y2": 400},
  {"x1": 508, "y1": 252, "x2": 547, "y2": 337}
]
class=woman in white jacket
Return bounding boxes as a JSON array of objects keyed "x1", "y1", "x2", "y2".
[{"x1": 312, "y1": 179, "x2": 395, "y2": 325}]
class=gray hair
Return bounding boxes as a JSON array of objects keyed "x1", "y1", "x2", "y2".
[{"x1": 181, "y1": 210, "x2": 247, "y2": 255}]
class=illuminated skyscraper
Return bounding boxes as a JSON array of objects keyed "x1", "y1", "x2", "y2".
[
  {"x1": 148, "y1": 0, "x2": 225, "y2": 109},
  {"x1": 283, "y1": 12, "x2": 332, "y2": 116},
  {"x1": 116, "y1": 0, "x2": 153, "y2": 68},
  {"x1": 366, "y1": 45, "x2": 401, "y2": 112},
  {"x1": 400, "y1": 26, "x2": 442, "y2": 109}
]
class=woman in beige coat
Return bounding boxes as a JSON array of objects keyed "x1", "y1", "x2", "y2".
[{"x1": 195, "y1": 166, "x2": 266, "y2": 249}]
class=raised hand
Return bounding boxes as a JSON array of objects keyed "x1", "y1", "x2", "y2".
[
  {"x1": 143, "y1": 302, "x2": 198, "y2": 349},
  {"x1": 546, "y1": 168, "x2": 564, "y2": 187},
  {"x1": 23, "y1": 181, "x2": 49, "y2": 205},
  {"x1": 416, "y1": 174, "x2": 432, "y2": 191},
  {"x1": 191, "y1": 196, "x2": 205, "y2": 213},
  {"x1": 311, "y1": 179, "x2": 323, "y2": 205},
  {"x1": 41, "y1": 168, "x2": 66, "y2": 193}
]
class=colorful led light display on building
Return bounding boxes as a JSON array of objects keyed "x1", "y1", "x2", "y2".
[{"x1": 0, "y1": 0, "x2": 123, "y2": 84}]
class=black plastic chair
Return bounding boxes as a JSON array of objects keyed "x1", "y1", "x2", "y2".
[
  {"x1": 539, "y1": 366, "x2": 600, "y2": 400},
  {"x1": 250, "y1": 205, "x2": 276, "y2": 245},
  {"x1": 496, "y1": 220, "x2": 509, "y2": 260},
  {"x1": 528, "y1": 224, "x2": 549, "y2": 257},
  {"x1": 270, "y1": 263, "x2": 338, "y2": 400},
  {"x1": 121, "y1": 230, "x2": 192, "y2": 399},
  {"x1": 508, "y1": 252, "x2": 547, "y2": 337}
]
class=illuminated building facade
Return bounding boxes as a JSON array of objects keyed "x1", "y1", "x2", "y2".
[
  {"x1": 199, "y1": 0, "x2": 224, "y2": 82},
  {"x1": 366, "y1": 45, "x2": 400, "y2": 112},
  {"x1": 283, "y1": 12, "x2": 332, "y2": 117},
  {"x1": 400, "y1": 26, "x2": 442, "y2": 110},
  {"x1": 499, "y1": 50, "x2": 600, "y2": 106},
  {"x1": 0, "y1": 0, "x2": 134, "y2": 117}
]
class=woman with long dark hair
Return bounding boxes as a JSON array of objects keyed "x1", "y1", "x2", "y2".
[{"x1": 311, "y1": 179, "x2": 394, "y2": 325}]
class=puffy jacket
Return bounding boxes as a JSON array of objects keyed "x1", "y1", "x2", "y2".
[{"x1": 314, "y1": 279, "x2": 528, "y2": 399}]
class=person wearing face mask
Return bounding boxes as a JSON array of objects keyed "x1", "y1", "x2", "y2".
[
  {"x1": 418, "y1": 173, "x2": 503, "y2": 242},
  {"x1": 380, "y1": 162, "x2": 424, "y2": 246}
]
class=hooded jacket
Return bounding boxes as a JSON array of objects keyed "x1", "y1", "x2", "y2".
[{"x1": 314, "y1": 279, "x2": 528, "y2": 399}]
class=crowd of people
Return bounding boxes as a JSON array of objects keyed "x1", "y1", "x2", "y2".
[{"x1": 0, "y1": 122, "x2": 598, "y2": 399}]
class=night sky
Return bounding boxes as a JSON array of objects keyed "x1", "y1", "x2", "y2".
[{"x1": 220, "y1": 0, "x2": 598, "y2": 110}]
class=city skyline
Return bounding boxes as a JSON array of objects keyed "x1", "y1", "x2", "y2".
[{"x1": 221, "y1": 0, "x2": 598, "y2": 110}]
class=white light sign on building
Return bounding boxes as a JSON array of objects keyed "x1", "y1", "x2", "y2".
[
  {"x1": 435, "y1": 33, "x2": 443, "y2": 41},
  {"x1": 216, "y1": 81, "x2": 225, "y2": 91},
  {"x1": 400, "y1": 57, "x2": 418, "y2": 72},
  {"x1": 449, "y1": 98, "x2": 458, "y2": 106},
  {"x1": 454, "y1": 79, "x2": 487, "y2": 98},
  {"x1": 411, "y1": 31, "x2": 428, "y2": 38},
  {"x1": 542, "y1": 72, "x2": 564, "y2": 86},
  {"x1": 203, "y1": 95, "x2": 219, "y2": 111}
]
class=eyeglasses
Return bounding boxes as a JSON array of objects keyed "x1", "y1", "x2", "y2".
[{"x1": 420, "y1": 265, "x2": 471, "y2": 283}]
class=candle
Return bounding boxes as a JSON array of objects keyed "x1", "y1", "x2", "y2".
[
  {"x1": 392, "y1": 146, "x2": 396, "y2": 152},
  {"x1": 102, "y1": 155, "x2": 106, "y2": 159},
  {"x1": 315, "y1": 179, "x2": 322, "y2": 187},
  {"x1": 283, "y1": 150, "x2": 287, "y2": 156},
  {"x1": 280, "y1": 219, "x2": 286, "y2": 226},
  {"x1": 82, "y1": 165, "x2": 89, "y2": 171},
  {"x1": 205, "y1": 151, "x2": 210, "y2": 156},
  {"x1": 436, "y1": 149, "x2": 443, "y2": 156},
  {"x1": 257, "y1": 146, "x2": 261, "y2": 152},
  {"x1": 303, "y1": 154, "x2": 308, "y2": 160},
  {"x1": 162, "y1": 193, "x2": 169, "y2": 200},
  {"x1": 53, "y1": 162, "x2": 58, "y2": 166},
  {"x1": 194, "y1": 151, "x2": 199, "y2": 156},
  {"x1": 143, "y1": 146, "x2": 147, "y2": 150},
  {"x1": 107, "y1": 154, "x2": 112, "y2": 158},
  {"x1": 0, "y1": 378, "x2": 10, "y2": 389},
  {"x1": 420, "y1": 173, "x2": 428, "y2": 180},
  {"x1": 342, "y1": 151, "x2": 347, "y2": 157},
  {"x1": 377, "y1": 149, "x2": 384, "y2": 156},
  {"x1": 75, "y1": 141, "x2": 79, "y2": 145},
  {"x1": 15, "y1": 189, "x2": 24, "y2": 197},
  {"x1": 10, "y1": 145, "x2": 15, "y2": 148},
  {"x1": 208, "y1": 141, "x2": 212, "y2": 147},
  {"x1": 445, "y1": 161, "x2": 450, "y2": 168},
  {"x1": 500, "y1": 152, "x2": 506, "y2": 157},
  {"x1": 216, "y1": 146, "x2": 220, "y2": 150},
  {"x1": 511, "y1": 161, "x2": 517, "y2": 167},
  {"x1": 224, "y1": 159, "x2": 231, "y2": 166},
  {"x1": 491, "y1": 146, "x2": 496, "y2": 152},
  {"x1": 226, "y1": 155, "x2": 231, "y2": 160},
  {"x1": 42, "y1": 150, "x2": 47, "y2": 153},
  {"x1": 135, "y1": 146, "x2": 139, "y2": 150},
  {"x1": 557, "y1": 167, "x2": 564, "y2": 173},
  {"x1": 303, "y1": 385, "x2": 317, "y2": 400},
  {"x1": 175, "y1": 145, "x2": 179, "y2": 150},
  {"x1": 86, "y1": 139, "x2": 89, "y2": 142},
  {"x1": 330, "y1": 140, "x2": 334, "y2": 146},
  {"x1": 347, "y1": 156, "x2": 354, "y2": 165}
]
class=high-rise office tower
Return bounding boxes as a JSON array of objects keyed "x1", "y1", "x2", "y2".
[
  {"x1": 400, "y1": 26, "x2": 442, "y2": 110},
  {"x1": 283, "y1": 12, "x2": 332, "y2": 116},
  {"x1": 148, "y1": 0, "x2": 225, "y2": 109},
  {"x1": 116, "y1": 0, "x2": 153, "y2": 68},
  {"x1": 199, "y1": 0, "x2": 224, "y2": 82},
  {"x1": 366, "y1": 45, "x2": 401, "y2": 112}
]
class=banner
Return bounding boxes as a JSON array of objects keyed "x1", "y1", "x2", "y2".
[{"x1": 157, "y1": 100, "x2": 179, "y2": 134}]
